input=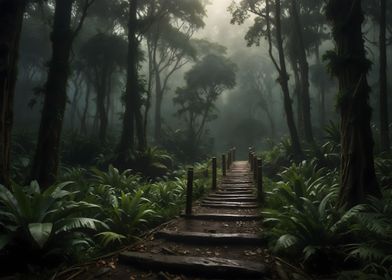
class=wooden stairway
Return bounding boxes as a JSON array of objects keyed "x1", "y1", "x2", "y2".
[{"x1": 119, "y1": 161, "x2": 270, "y2": 279}]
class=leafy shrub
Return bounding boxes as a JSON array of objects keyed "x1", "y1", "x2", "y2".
[
  {"x1": 2, "y1": 158, "x2": 212, "y2": 270},
  {"x1": 147, "y1": 179, "x2": 186, "y2": 220},
  {"x1": 132, "y1": 147, "x2": 173, "y2": 178},
  {"x1": 261, "y1": 138, "x2": 295, "y2": 177},
  {"x1": 10, "y1": 131, "x2": 36, "y2": 182},
  {"x1": 100, "y1": 190, "x2": 156, "y2": 244},
  {"x1": 341, "y1": 191, "x2": 392, "y2": 279},
  {"x1": 262, "y1": 161, "x2": 349, "y2": 272},
  {"x1": 0, "y1": 181, "x2": 105, "y2": 268},
  {"x1": 324, "y1": 121, "x2": 341, "y2": 152},
  {"x1": 262, "y1": 159, "x2": 392, "y2": 277},
  {"x1": 374, "y1": 157, "x2": 392, "y2": 188},
  {"x1": 90, "y1": 165, "x2": 143, "y2": 194}
]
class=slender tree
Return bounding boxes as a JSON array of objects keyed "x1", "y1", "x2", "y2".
[
  {"x1": 379, "y1": 0, "x2": 390, "y2": 152},
  {"x1": 0, "y1": 0, "x2": 27, "y2": 187},
  {"x1": 289, "y1": 0, "x2": 314, "y2": 143},
  {"x1": 80, "y1": 33, "x2": 127, "y2": 141},
  {"x1": 230, "y1": 0, "x2": 303, "y2": 157},
  {"x1": 271, "y1": 0, "x2": 302, "y2": 157},
  {"x1": 117, "y1": 0, "x2": 142, "y2": 162},
  {"x1": 31, "y1": 0, "x2": 94, "y2": 188},
  {"x1": 325, "y1": 0, "x2": 380, "y2": 208},
  {"x1": 142, "y1": 0, "x2": 205, "y2": 143},
  {"x1": 149, "y1": 24, "x2": 198, "y2": 142}
]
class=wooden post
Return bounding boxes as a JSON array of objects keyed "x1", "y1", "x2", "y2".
[
  {"x1": 250, "y1": 152, "x2": 254, "y2": 171},
  {"x1": 227, "y1": 151, "x2": 231, "y2": 169},
  {"x1": 212, "y1": 157, "x2": 217, "y2": 190},
  {"x1": 257, "y1": 159, "x2": 263, "y2": 200},
  {"x1": 232, "y1": 147, "x2": 236, "y2": 162},
  {"x1": 253, "y1": 156, "x2": 258, "y2": 180},
  {"x1": 185, "y1": 167, "x2": 194, "y2": 216},
  {"x1": 248, "y1": 147, "x2": 252, "y2": 163},
  {"x1": 222, "y1": 154, "x2": 226, "y2": 176}
]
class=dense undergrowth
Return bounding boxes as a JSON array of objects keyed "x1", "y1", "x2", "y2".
[
  {"x1": 4, "y1": 126, "x2": 392, "y2": 279},
  {"x1": 260, "y1": 125, "x2": 392, "y2": 279},
  {"x1": 0, "y1": 157, "x2": 211, "y2": 276}
]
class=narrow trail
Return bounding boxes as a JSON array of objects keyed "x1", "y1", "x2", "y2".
[{"x1": 72, "y1": 161, "x2": 275, "y2": 279}]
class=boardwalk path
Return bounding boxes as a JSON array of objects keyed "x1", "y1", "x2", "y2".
[{"x1": 75, "y1": 161, "x2": 273, "y2": 279}]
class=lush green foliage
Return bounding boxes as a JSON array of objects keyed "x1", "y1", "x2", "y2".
[
  {"x1": 0, "y1": 162, "x2": 210, "y2": 268},
  {"x1": 0, "y1": 181, "x2": 105, "y2": 264},
  {"x1": 262, "y1": 156, "x2": 392, "y2": 278}
]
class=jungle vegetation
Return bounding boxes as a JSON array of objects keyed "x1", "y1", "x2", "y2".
[{"x1": 0, "y1": 0, "x2": 392, "y2": 278}]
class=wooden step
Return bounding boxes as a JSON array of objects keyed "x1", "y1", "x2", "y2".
[
  {"x1": 220, "y1": 185, "x2": 253, "y2": 189},
  {"x1": 220, "y1": 187, "x2": 253, "y2": 190},
  {"x1": 225, "y1": 176, "x2": 253, "y2": 179},
  {"x1": 221, "y1": 183, "x2": 253, "y2": 187},
  {"x1": 201, "y1": 203, "x2": 258, "y2": 209},
  {"x1": 204, "y1": 197, "x2": 257, "y2": 203},
  {"x1": 219, "y1": 188, "x2": 254, "y2": 192},
  {"x1": 216, "y1": 190, "x2": 253, "y2": 195},
  {"x1": 180, "y1": 213, "x2": 262, "y2": 221},
  {"x1": 202, "y1": 200, "x2": 258, "y2": 206},
  {"x1": 119, "y1": 252, "x2": 269, "y2": 278},
  {"x1": 221, "y1": 181, "x2": 253, "y2": 184},
  {"x1": 155, "y1": 230, "x2": 265, "y2": 245},
  {"x1": 209, "y1": 194, "x2": 255, "y2": 198}
]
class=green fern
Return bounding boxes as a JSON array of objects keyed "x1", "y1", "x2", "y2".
[{"x1": 0, "y1": 181, "x2": 105, "y2": 260}]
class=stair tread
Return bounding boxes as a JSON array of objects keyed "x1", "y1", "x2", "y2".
[{"x1": 119, "y1": 252, "x2": 269, "y2": 278}]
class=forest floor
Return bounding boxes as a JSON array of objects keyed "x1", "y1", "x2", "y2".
[{"x1": 55, "y1": 162, "x2": 292, "y2": 280}]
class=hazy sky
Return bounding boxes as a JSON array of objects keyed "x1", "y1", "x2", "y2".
[{"x1": 195, "y1": 0, "x2": 259, "y2": 56}]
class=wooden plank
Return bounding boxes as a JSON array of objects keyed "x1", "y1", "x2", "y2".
[
  {"x1": 208, "y1": 194, "x2": 256, "y2": 198},
  {"x1": 218, "y1": 188, "x2": 254, "y2": 192},
  {"x1": 155, "y1": 230, "x2": 265, "y2": 245},
  {"x1": 119, "y1": 252, "x2": 269, "y2": 278},
  {"x1": 217, "y1": 189, "x2": 253, "y2": 192},
  {"x1": 221, "y1": 180, "x2": 253, "y2": 184},
  {"x1": 220, "y1": 183, "x2": 253, "y2": 187},
  {"x1": 202, "y1": 200, "x2": 258, "y2": 206},
  {"x1": 216, "y1": 191, "x2": 253, "y2": 195},
  {"x1": 220, "y1": 187, "x2": 253, "y2": 191},
  {"x1": 218, "y1": 188, "x2": 253, "y2": 191},
  {"x1": 180, "y1": 213, "x2": 262, "y2": 221},
  {"x1": 203, "y1": 197, "x2": 257, "y2": 203},
  {"x1": 201, "y1": 203, "x2": 258, "y2": 209}
]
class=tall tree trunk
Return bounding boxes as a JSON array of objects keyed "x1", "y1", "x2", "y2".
[
  {"x1": 265, "y1": 106, "x2": 276, "y2": 140},
  {"x1": 30, "y1": 0, "x2": 74, "y2": 189},
  {"x1": 326, "y1": 0, "x2": 380, "y2": 208},
  {"x1": 379, "y1": 0, "x2": 390, "y2": 152},
  {"x1": 154, "y1": 66, "x2": 163, "y2": 142},
  {"x1": 106, "y1": 73, "x2": 112, "y2": 128},
  {"x1": 70, "y1": 75, "x2": 82, "y2": 131},
  {"x1": 291, "y1": 57, "x2": 303, "y2": 134},
  {"x1": 0, "y1": 0, "x2": 26, "y2": 187},
  {"x1": 80, "y1": 81, "x2": 90, "y2": 134},
  {"x1": 144, "y1": 39, "x2": 154, "y2": 145},
  {"x1": 315, "y1": 45, "x2": 326, "y2": 131},
  {"x1": 273, "y1": 0, "x2": 303, "y2": 157},
  {"x1": 135, "y1": 106, "x2": 145, "y2": 150},
  {"x1": 95, "y1": 67, "x2": 108, "y2": 141},
  {"x1": 117, "y1": 0, "x2": 139, "y2": 162},
  {"x1": 290, "y1": 0, "x2": 314, "y2": 143}
]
